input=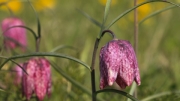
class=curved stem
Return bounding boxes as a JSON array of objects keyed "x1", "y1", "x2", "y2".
[
  {"x1": 90, "y1": 29, "x2": 116, "y2": 101},
  {"x1": 101, "y1": 30, "x2": 116, "y2": 39},
  {"x1": 0, "y1": 56, "x2": 27, "y2": 74},
  {"x1": 2, "y1": 25, "x2": 38, "y2": 40},
  {"x1": 2, "y1": 25, "x2": 38, "y2": 50},
  {"x1": 0, "y1": 52, "x2": 91, "y2": 70}
]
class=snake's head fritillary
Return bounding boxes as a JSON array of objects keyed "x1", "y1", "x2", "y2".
[
  {"x1": 1, "y1": 17, "x2": 27, "y2": 51},
  {"x1": 99, "y1": 39, "x2": 141, "y2": 89}
]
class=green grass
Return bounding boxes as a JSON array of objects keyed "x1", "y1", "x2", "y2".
[{"x1": 1, "y1": 0, "x2": 180, "y2": 101}]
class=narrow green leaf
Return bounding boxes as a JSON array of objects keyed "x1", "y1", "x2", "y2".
[
  {"x1": 0, "y1": 52, "x2": 91, "y2": 70},
  {"x1": 0, "y1": 56, "x2": 28, "y2": 74},
  {"x1": 50, "y1": 45, "x2": 76, "y2": 53},
  {"x1": 139, "y1": 5, "x2": 177, "y2": 25},
  {"x1": 141, "y1": 90, "x2": 180, "y2": 101},
  {"x1": 96, "y1": 89, "x2": 140, "y2": 101},
  {"x1": 103, "y1": 0, "x2": 112, "y2": 24},
  {"x1": 106, "y1": 0, "x2": 180, "y2": 29},
  {"x1": 77, "y1": 9, "x2": 102, "y2": 27},
  {"x1": 98, "y1": 0, "x2": 112, "y2": 38},
  {"x1": 27, "y1": 0, "x2": 41, "y2": 38}
]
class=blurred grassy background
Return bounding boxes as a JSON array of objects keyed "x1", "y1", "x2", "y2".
[{"x1": 1, "y1": 0, "x2": 180, "y2": 101}]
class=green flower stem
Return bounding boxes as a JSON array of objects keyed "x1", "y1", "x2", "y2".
[
  {"x1": 106, "y1": 0, "x2": 180, "y2": 29},
  {"x1": 28, "y1": 0, "x2": 41, "y2": 52},
  {"x1": 0, "y1": 52, "x2": 90, "y2": 70},
  {"x1": 91, "y1": 38, "x2": 100, "y2": 101},
  {"x1": 90, "y1": 30, "x2": 116, "y2": 101},
  {"x1": 96, "y1": 89, "x2": 140, "y2": 101}
]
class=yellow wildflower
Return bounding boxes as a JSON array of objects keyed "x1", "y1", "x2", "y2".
[
  {"x1": 0, "y1": 0, "x2": 22, "y2": 13},
  {"x1": 137, "y1": 2, "x2": 152, "y2": 21},
  {"x1": 137, "y1": 0, "x2": 166, "y2": 21},
  {"x1": 98, "y1": 0, "x2": 117, "y2": 6},
  {"x1": 32, "y1": 0, "x2": 56, "y2": 11}
]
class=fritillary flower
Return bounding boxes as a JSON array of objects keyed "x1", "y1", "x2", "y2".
[
  {"x1": 22, "y1": 58, "x2": 52, "y2": 101},
  {"x1": 99, "y1": 39, "x2": 141, "y2": 89},
  {"x1": 1, "y1": 17, "x2": 27, "y2": 51}
]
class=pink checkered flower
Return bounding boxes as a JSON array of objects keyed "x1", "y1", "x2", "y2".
[
  {"x1": 1, "y1": 17, "x2": 27, "y2": 51},
  {"x1": 99, "y1": 39, "x2": 141, "y2": 89},
  {"x1": 22, "y1": 58, "x2": 52, "y2": 101}
]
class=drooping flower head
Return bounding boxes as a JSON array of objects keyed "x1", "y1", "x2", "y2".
[
  {"x1": 1, "y1": 17, "x2": 27, "y2": 51},
  {"x1": 99, "y1": 39, "x2": 141, "y2": 89},
  {"x1": 22, "y1": 58, "x2": 52, "y2": 101}
]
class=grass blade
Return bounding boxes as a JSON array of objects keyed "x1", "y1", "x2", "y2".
[
  {"x1": 139, "y1": 5, "x2": 177, "y2": 25},
  {"x1": 0, "y1": 52, "x2": 90, "y2": 70},
  {"x1": 141, "y1": 90, "x2": 180, "y2": 101},
  {"x1": 98, "y1": 0, "x2": 112, "y2": 38},
  {"x1": 77, "y1": 9, "x2": 102, "y2": 27},
  {"x1": 96, "y1": 89, "x2": 140, "y2": 101},
  {"x1": 50, "y1": 45, "x2": 76, "y2": 53},
  {"x1": 106, "y1": 0, "x2": 180, "y2": 29}
]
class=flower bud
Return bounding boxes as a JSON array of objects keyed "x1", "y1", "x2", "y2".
[
  {"x1": 22, "y1": 58, "x2": 52, "y2": 101},
  {"x1": 99, "y1": 39, "x2": 141, "y2": 89},
  {"x1": 1, "y1": 17, "x2": 27, "y2": 51}
]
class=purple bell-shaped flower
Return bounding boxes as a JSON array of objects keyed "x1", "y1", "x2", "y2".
[
  {"x1": 99, "y1": 39, "x2": 141, "y2": 89},
  {"x1": 22, "y1": 58, "x2": 52, "y2": 101},
  {"x1": 1, "y1": 17, "x2": 27, "y2": 51}
]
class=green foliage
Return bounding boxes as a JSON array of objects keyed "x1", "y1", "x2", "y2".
[{"x1": 1, "y1": 0, "x2": 180, "y2": 101}]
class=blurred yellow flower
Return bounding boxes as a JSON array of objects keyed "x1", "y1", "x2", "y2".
[
  {"x1": 137, "y1": 0, "x2": 166, "y2": 21},
  {"x1": 0, "y1": 0, "x2": 22, "y2": 13},
  {"x1": 33, "y1": 0, "x2": 56, "y2": 11},
  {"x1": 98, "y1": 0, "x2": 117, "y2": 6},
  {"x1": 137, "y1": 2, "x2": 152, "y2": 21}
]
